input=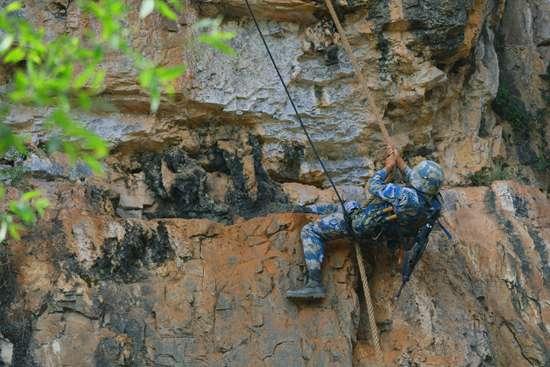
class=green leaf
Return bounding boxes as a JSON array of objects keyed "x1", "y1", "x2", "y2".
[
  {"x1": 156, "y1": 0, "x2": 177, "y2": 21},
  {"x1": 198, "y1": 32, "x2": 236, "y2": 56},
  {"x1": 139, "y1": 0, "x2": 155, "y2": 18},
  {"x1": 85, "y1": 135, "x2": 109, "y2": 158},
  {"x1": 5, "y1": 1, "x2": 22, "y2": 13},
  {"x1": 167, "y1": 0, "x2": 182, "y2": 11},
  {"x1": 83, "y1": 156, "x2": 103, "y2": 174},
  {"x1": 12, "y1": 204, "x2": 35, "y2": 224},
  {"x1": 50, "y1": 109, "x2": 72, "y2": 129},
  {"x1": 138, "y1": 68, "x2": 154, "y2": 88},
  {"x1": 63, "y1": 142, "x2": 78, "y2": 162},
  {"x1": 0, "y1": 123, "x2": 26, "y2": 155},
  {"x1": 34, "y1": 198, "x2": 49, "y2": 216},
  {"x1": 90, "y1": 69, "x2": 106, "y2": 91},
  {"x1": 194, "y1": 18, "x2": 236, "y2": 56},
  {"x1": 4, "y1": 47, "x2": 25, "y2": 63},
  {"x1": 27, "y1": 50, "x2": 41, "y2": 64},
  {"x1": 21, "y1": 190, "x2": 40, "y2": 201},
  {"x1": 164, "y1": 83, "x2": 175, "y2": 95},
  {"x1": 7, "y1": 222, "x2": 22, "y2": 240},
  {"x1": 78, "y1": 92, "x2": 92, "y2": 110},
  {"x1": 0, "y1": 34, "x2": 14, "y2": 52},
  {"x1": 74, "y1": 65, "x2": 96, "y2": 89},
  {"x1": 156, "y1": 65, "x2": 185, "y2": 82}
]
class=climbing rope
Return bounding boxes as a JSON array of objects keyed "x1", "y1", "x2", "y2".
[
  {"x1": 243, "y1": 0, "x2": 385, "y2": 364},
  {"x1": 324, "y1": 0, "x2": 393, "y2": 148},
  {"x1": 243, "y1": 0, "x2": 348, "y2": 215},
  {"x1": 323, "y1": 1, "x2": 389, "y2": 363}
]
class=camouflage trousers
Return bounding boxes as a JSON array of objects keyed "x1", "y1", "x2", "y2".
[{"x1": 301, "y1": 202, "x2": 387, "y2": 273}]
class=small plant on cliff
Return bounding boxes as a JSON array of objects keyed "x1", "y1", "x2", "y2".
[
  {"x1": 0, "y1": 0, "x2": 235, "y2": 242},
  {"x1": 492, "y1": 83, "x2": 532, "y2": 139},
  {"x1": 467, "y1": 160, "x2": 515, "y2": 186},
  {"x1": 493, "y1": 81, "x2": 549, "y2": 174}
]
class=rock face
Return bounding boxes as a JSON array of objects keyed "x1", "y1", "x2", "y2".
[
  {"x1": 1, "y1": 180, "x2": 549, "y2": 366},
  {"x1": 6, "y1": 0, "x2": 549, "y2": 189},
  {"x1": 1, "y1": 0, "x2": 549, "y2": 366}
]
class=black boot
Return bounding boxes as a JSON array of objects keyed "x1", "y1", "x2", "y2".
[{"x1": 286, "y1": 269, "x2": 326, "y2": 300}]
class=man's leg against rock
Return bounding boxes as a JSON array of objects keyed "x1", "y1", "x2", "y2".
[
  {"x1": 287, "y1": 212, "x2": 349, "y2": 300},
  {"x1": 302, "y1": 212, "x2": 349, "y2": 275},
  {"x1": 303, "y1": 203, "x2": 340, "y2": 215}
]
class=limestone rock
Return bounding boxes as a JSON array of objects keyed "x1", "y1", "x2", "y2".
[
  {"x1": 22, "y1": 154, "x2": 65, "y2": 179},
  {"x1": 8, "y1": 0, "x2": 548, "y2": 188},
  {"x1": 112, "y1": 172, "x2": 156, "y2": 210},
  {"x1": 0, "y1": 334, "x2": 13, "y2": 367},
  {"x1": 195, "y1": 0, "x2": 321, "y2": 23},
  {"x1": 282, "y1": 182, "x2": 320, "y2": 205}
]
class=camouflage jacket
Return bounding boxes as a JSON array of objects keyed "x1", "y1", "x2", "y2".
[{"x1": 347, "y1": 167, "x2": 441, "y2": 247}]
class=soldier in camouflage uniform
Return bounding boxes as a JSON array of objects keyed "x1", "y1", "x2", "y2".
[{"x1": 287, "y1": 148, "x2": 444, "y2": 300}]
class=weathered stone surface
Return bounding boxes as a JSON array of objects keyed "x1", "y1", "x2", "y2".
[
  {"x1": 9, "y1": 0, "x2": 547, "y2": 189},
  {"x1": 195, "y1": 0, "x2": 322, "y2": 23},
  {"x1": 0, "y1": 333, "x2": 13, "y2": 367},
  {"x1": 0, "y1": 179, "x2": 548, "y2": 366},
  {"x1": 1, "y1": 0, "x2": 549, "y2": 366}
]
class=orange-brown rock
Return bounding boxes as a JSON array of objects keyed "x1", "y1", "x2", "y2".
[
  {"x1": 1, "y1": 180, "x2": 548, "y2": 366},
  {"x1": 0, "y1": 0, "x2": 549, "y2": 366}
]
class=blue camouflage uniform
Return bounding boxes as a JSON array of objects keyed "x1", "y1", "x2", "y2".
[{"x1": 301, "y1": 166, "x2": 441, "y2": 274}]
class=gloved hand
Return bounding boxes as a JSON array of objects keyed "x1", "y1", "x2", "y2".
[
  {"x1": 343, "y1": 200, "x2": 360, "y2": 213},
  {"x1": 385, "y1": 145, "x2": 396, "y2": 171}
]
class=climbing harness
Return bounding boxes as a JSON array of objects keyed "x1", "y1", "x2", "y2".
[{"x1": 243, "y1": 0, "x2": 393, "y2": 363}]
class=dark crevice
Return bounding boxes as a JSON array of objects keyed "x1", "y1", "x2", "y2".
[
  {"x1": 125, "y1": 123, "x2": 302, "y2": 223},
  {"x1": 0, "y1": 247, "x2": 34, "y2": 366},
  {"x1": 526, "y1": 225, "x2": 550, "y2": 288},
  {"x1": 88, "y1": 222, "x2": 174, "y2": 283}
]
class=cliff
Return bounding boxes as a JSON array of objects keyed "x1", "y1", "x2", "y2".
[{"x1": 0, "y1": 0, "x2": 549, "y2": 366}]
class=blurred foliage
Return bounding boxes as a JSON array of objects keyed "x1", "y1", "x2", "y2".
[
  {"x1": 195, "y1": 18, "x2": 237, "y2": 56},
  {"x1": 0, "y1": 0, "x2": 236, "y2": 243},
  {"x1": 0, "y1": 165, "x2": 27, "y2": 186}
]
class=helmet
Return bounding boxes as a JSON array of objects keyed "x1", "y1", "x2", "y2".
[{"x1": 409, "y1": 160, "x2": 444, "y2": 195}]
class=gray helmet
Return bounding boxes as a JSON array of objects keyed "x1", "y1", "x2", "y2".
[{"x1": 409, "y1": 160, "x2": 444, "y2": 195}]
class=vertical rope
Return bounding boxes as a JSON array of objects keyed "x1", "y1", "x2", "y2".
[
  {"x1": 243, "y1": 0, "x2": 348, "y2": 216},
  {"x1": 323, "y1": 0, "x2": 393, "y2": 147},
  {"x1": 244, "y1": 1, "x2": 386, "y2": 364},
  {"x1": 354, "y1": 244, "x2": 384, "y2": 365},
  {"x1": 323, "y1": 1, "x2": 388, "y2": 364}
]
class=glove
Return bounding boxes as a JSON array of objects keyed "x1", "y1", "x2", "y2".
[{"x1": 343, "y1": 200, "x2": 360, "y2": 213}]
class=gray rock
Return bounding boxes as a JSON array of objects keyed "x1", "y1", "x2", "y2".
[
  {"x1": 22, "y1": 154, "x2": 65, "y2": 178},
  {"x1": 401, "y1": 0, "x2": 473, "y2": 62},
  {"x1": 0, "y1": 334, "x2": 13, "y2": 367},
  {"x1": 115, "y1": 207, "x2": 143, "y2": 219}
]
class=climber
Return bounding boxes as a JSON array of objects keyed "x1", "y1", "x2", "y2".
[{"x1": 287, "y1": 147, "x2": 444, "y2": 300}]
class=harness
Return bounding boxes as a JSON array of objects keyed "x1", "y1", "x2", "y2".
[
  {"x1": 348, "y1": 192, "x2": 437, "y2": 243},
  {"x1": 348, "y1": 203, "x2": 396, "y2": 238}
]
